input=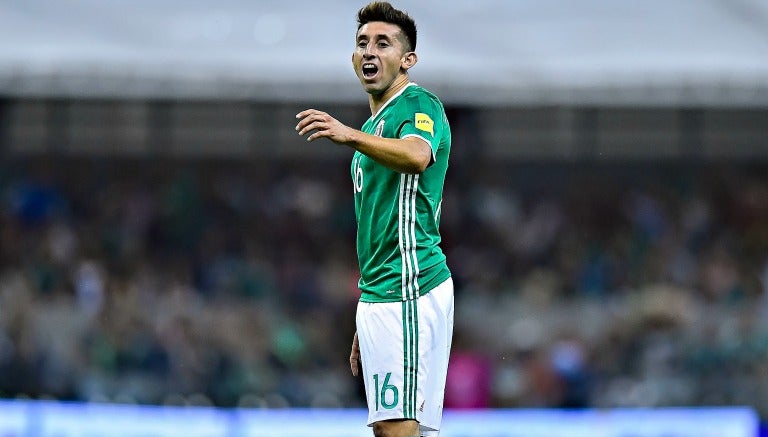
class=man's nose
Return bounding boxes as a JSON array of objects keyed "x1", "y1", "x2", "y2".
[{"x1": 362, "y1": 43, "x2": 376, "y2": 58}]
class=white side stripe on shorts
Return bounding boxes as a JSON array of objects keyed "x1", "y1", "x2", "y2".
[{"x1": 402, "y1": 298, "x2": 418, "y2": 419}]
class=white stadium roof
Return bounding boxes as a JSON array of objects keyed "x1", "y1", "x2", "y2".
[{"x1": 1, "y1": 0, "x2": 768, "y2": 105}]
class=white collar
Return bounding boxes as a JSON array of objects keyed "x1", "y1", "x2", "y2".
[{"x1": 369, "y1": 82, "x2": 417, "y2": 121}]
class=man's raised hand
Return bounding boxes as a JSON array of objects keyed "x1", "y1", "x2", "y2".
[{"x1": 296, "y1": 109, "x2": 356, "y2": 144}]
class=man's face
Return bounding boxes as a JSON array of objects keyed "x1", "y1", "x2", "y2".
[{"x1": 353, "y1": 21, "x2": 410, "y2": 96}]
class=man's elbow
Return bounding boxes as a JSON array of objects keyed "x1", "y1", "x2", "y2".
[
  {"x1": 399, "y1": 137, "x2": 433, "y2": 174},
  {"x1": 413, "y1": 143, "x2": 434, "y2": 173},
  {"x1": 405, "y1": 151, "x2": 431, "y2": 174}
]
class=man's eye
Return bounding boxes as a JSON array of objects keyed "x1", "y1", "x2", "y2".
[
  {"x1": 357, "y1": 41, "x2": 367, "y2": 48},
  {"x1": 378, "y1": 42, "x2": 389, "y2": 48}
]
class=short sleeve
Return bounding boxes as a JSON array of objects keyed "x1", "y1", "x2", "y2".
[{"x1": 396, "y1": 95, "x2": 442, "y2": 154}]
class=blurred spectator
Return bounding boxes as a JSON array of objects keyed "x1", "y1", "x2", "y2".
[
  {"x1": 0, "y1": 156, "x2": 766, "y2": 421},
  {"x1": 445, "y1": 332, "x2": 492, "y2": 409}
]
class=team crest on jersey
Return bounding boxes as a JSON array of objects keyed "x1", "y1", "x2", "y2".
[
  {"x1": 415, "y1": 113, "x2": 434, "y2": 136},
  {"x1": 374, "y1": 119, "x2": 385, "y2": 137}
]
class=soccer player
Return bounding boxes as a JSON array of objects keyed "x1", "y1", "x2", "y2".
[{"x1": 295, "y1": 2, "x2": 453, "y2": 437}]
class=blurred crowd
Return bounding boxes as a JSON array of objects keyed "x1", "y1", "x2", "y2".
[{"x1": 0, "y1": 155, "x2": 767, "y2": 418}]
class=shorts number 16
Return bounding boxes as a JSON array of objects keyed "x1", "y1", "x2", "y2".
[{"x1": 373, "y1": 372, "x2": 399, "y2": 410}]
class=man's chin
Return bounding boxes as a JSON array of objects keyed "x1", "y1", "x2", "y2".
[
  {"x1": 364, "y1": 85, "x2": 387, "y2": 96},
  {"x1": 359, "y1": 79, "x2": 385, "y2": 95}
]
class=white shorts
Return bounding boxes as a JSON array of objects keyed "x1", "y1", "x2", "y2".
[{"x1": 356, "y1": 277, "x2": 454, "y2": 437}]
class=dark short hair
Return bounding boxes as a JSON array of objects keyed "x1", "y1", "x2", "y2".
[{"x1": 357, "y1": 2, "x2": 417, "y2": 52}]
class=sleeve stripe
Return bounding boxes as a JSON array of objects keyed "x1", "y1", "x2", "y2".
[{"x1": 401, "y1": 133, "x2": 432, "y2": 149}]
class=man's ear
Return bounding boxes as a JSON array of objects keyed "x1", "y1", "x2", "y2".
[{"x1": 402, "y1": 51, "x2": 418, "y2": 71}]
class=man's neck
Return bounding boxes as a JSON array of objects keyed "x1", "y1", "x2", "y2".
[{"x1": 368, "y1": 74, "x2": 410, "y2": 115}]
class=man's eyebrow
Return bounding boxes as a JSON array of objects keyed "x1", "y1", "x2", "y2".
[{"x1": 356, "y1": 33, "x2": 394, "y2": 41}]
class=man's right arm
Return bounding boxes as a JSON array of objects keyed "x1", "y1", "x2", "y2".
[{"x1": 350, "y1": 331, "x2": 360, "y2": 377}]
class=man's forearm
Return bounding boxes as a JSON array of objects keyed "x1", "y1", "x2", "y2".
[{"x1": 345, "y1": 130, "x2": 431, "y2": 174}]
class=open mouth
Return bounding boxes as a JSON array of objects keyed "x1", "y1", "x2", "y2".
[{"x1": 362, "y1": 63, "x2": 378, "y2": 79}]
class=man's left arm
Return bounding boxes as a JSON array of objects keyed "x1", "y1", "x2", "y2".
[{"x1": 296, "y1": 109, "x2": 431, "y2": 174}]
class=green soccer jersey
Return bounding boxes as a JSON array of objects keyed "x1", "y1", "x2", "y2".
[{"x1": 351, "y1": 83, "x2": 452, "y2": 303}]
